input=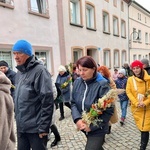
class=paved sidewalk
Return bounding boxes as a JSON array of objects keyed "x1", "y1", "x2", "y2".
[{"x1": 15, "y1": 102, "x2": 150, "y2": 150}]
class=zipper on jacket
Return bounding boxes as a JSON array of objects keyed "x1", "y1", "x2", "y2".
[
  {"x1": 142, "y1": 107, "x2": 146, "y2": 130},
  {"x1": 82, "y1": 81, "x2": 88, "y2": 111},
  {"x1": 142, "y1": 82, "x2": 147, "y2": 130}
]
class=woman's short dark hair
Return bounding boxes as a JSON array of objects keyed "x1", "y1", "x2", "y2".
[{"x1": 76, "y1": 56, "x2": 97, "y2": 76}]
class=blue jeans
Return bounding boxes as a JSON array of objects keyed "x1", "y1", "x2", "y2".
[{"x1": 120, "y1": 100, "x2": 128, "y2": 119}]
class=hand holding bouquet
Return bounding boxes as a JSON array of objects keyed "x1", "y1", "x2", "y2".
[
  {"x1": 61, "y1": 77, "x2": 72, "y2": 89},
  {"x1": 82, "y1": 89, "x2": 125, "y2": 127}
]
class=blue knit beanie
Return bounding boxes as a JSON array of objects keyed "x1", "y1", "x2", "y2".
[{"x1": 12, "y1": 40, "x2": 33, "y2": 56}]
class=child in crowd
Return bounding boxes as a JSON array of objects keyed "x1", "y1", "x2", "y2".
[
  {"x1": 115, "y1": 69, "x2": 129, "y2": 126},
  {"x1": 112, "y1": 68, "x2": 118, "y2": 81}
]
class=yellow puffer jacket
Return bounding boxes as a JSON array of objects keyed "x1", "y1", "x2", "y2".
[{"x1": 126, "y1": 70, "x2": 150, "y2": 131}]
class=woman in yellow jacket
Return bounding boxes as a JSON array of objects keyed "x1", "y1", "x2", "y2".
[{"x1": 126, "y1": 60, "x2": 150, "y2": 150}]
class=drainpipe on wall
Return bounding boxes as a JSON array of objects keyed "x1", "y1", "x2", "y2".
[{"x1": 57, "y1": 0, "x2": 66, "y2": 65}]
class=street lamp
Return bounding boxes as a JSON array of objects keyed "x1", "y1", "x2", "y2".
[{"x1": 129, "y1": 30, "x2": 140, "y2": 63}]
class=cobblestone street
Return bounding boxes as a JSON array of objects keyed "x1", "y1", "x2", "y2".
[{"x1": 15, "y1": 102, "x2": 150, "y2": 150}]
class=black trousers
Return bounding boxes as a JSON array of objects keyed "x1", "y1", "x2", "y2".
[
  {"x1": 17, "y1": 132, "x2": 48, "y2": 150},
  {"x1": 140, "y1": 131, "x2": 149, "y2": 150},
  {"x1": 59, "y1": 102, "x2": 71, "y2": 117},
  {"x1": 50, "y1": 124, "x2": 60, "y2": 139},
  {"x1": 85, "y1": 136, "x2": 105, "y2": 150}
]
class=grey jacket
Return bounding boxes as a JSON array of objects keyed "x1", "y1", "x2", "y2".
[
  {"x1": 15, "y1": 56, "x2": 54, "y2": 134},
  {"x1": 56, "y1": 72, "x2": 71, "y2": 102}
]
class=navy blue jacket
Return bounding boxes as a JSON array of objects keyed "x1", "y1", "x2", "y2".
[
  {"x1": 71, "y1": 73, "x2": 114, "y2": 136},
  {"x1": 115, "y1": 77, "x2": 129, "y2": 101}
]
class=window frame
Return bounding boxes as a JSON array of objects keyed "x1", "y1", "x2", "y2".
[
  {"x1": 121, "y1": 50, "x2": 127, "y2": 67},
  {"x1": 28, "y1": 0, "x2": 50, "y2": 19},
  {"x1": 85, "y1": 2, "x2": 96, "y2": 30},
  {"x1": 69, "y1": 0, "x2": 83, "y2": 27},
  {"x1": 113, "y1": 49, "x2": 120, "y2": 68},
  {"x1": 71, "y1": 46, "x2": 83, "y2": 63},
  {"x1": 145, "y1": 32, "x2": 148, "y2": 44},
  {"x1": 102, "y1": 11, "x2": 110, "y2": 34},
  {"x1": 121, "y1": 19, "x2": 126, "y2": 38},
  {"x1": 33, "y1": 46, "x2": 54, "y2": 73},
  {"x1": 86, "y1": 46, "x2": 98, "y2": 63},
  {"x1": 103, "y1": 49, "x2": 111, "y2": 68},
  {"x1": 0, "y1": 0, "x2": 14, "y2": 9},
  {"x1": 113, "y1": 15, "x2": 119, "y2": 36}
]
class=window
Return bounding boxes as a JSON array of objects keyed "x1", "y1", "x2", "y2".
[
  {"x1": 145, "y1": 32, "x2": 148, "y2": 44},
  {"x1": 121, "y1": 50, "x2": 126, "y2": 66},
  {"x1": 103, "y1": 11, "x2": 110, "y2": 33},
  {"x1": 103, "y1": 50, "x2": 111, "y2": 68},
  {"x1": 0, "y1": 51, "x2": 13, "y2": 68},
  {"x1": 113, "y1": 16, "x2": 119, "y2": 36},
  {"x1": 121, "y1": 20, "x2": 126, "y2": 38},
  {"x1": 35, "y1": 52, "x2": 47, "y2": 67},
  {"x1": 28, "y1": 0, "x2": 49, "y2": 18},
  {"x1": 138, "y1": 30, "x2": 141, "y2": 41},
  {"x1": 132, "y1": 28, "x2": 138, "y2": 41},
  {"x1": 70, "y1": 0, "x2": 81, "y2": 25},
  {"x1": 138, "y1": 13, "x2": 141, "y2": 21},
  {"x1": 145, "y1": 55, "x2": 148, "y2": 59},
  {"x1": 87, "y1": 48, "x2": 98, "y2": 63},
  {"x1": 138, "y1": 55, "x2": 142, "y2": 60},
  {"x1": 86, "y1": 3, "x2": 95, "y2": 29},
  {"x1": 121, "y1": 0, "x2": 124, "y2": 12},
  {"x1": 133, "y1": 54, "x2": 137, "y2": 61},
  {"x1": 73, "y1": 48, "x2": 83, "y2": 62},
  {"x1": 114, "y1": 50, "x2": 119, "y2": 67},
  {"x1": 0, "y1": 0, "x2": 14, "y2": 8}
]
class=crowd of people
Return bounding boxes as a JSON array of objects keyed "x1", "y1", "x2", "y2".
[{"x1": 1, "y1": 39, "x2": 150, "y2": 150}]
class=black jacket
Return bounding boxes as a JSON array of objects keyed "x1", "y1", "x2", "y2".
[
  {"x1": 5, "y1": 68, "x2": 16, "y2": 99},
  {"x1": 144, "y1": 66, "x2": 150, "y2": 75},
  {"x1": 71, "y1": 73, "x2": 114, "y2": 136},
  {"x1": 15, "y1": 56, "x2": 54, "y2": 134}
]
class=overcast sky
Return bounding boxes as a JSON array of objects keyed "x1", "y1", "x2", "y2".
[{"x1": 135, "y1": 0, "x2": 150, "y2": 11}]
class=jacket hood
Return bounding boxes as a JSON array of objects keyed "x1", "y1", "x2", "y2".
[
  {"x1": 96, "y1": 72, "x2": 107, "y2": 82},
  {"x1": 0, "y1": 71, "x2": 11, "y2": 94}
]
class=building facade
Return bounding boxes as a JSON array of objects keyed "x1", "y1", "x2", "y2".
[
  {"x1": 129, "y1": 1, "x2": 150, "y2": 63},
  {"x1": 62, "y1": 0, "x2": 129, "y2": 70},
  {"x1": 0, "y1": 0, "x2": 130, "y2": 78},
  {"x1": 0, "y1": 0, "x2": 61, "y2": 76}
]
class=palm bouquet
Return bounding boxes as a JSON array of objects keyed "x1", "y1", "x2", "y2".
[
  {"x1": 82, "y1": 89, "x2": 125, "y2": 127},
  {"x1": 61, "y1": 76, "x2": 72, "y2": 89}
]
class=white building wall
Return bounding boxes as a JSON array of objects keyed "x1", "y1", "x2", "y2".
[
  {"x1": 0, "y1": 0, "x2": 61, "y2": 77},
  {"x1": 62, "y1": 0, "x2": 129, "y2": 71},
  {"x1": 129, "y1": 1, "x2": 150, "y2": 63}
]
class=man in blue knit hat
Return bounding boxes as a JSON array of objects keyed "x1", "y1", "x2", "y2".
[{"x1": 12, "y1": 39, "x2": 54, "y2": 150}]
